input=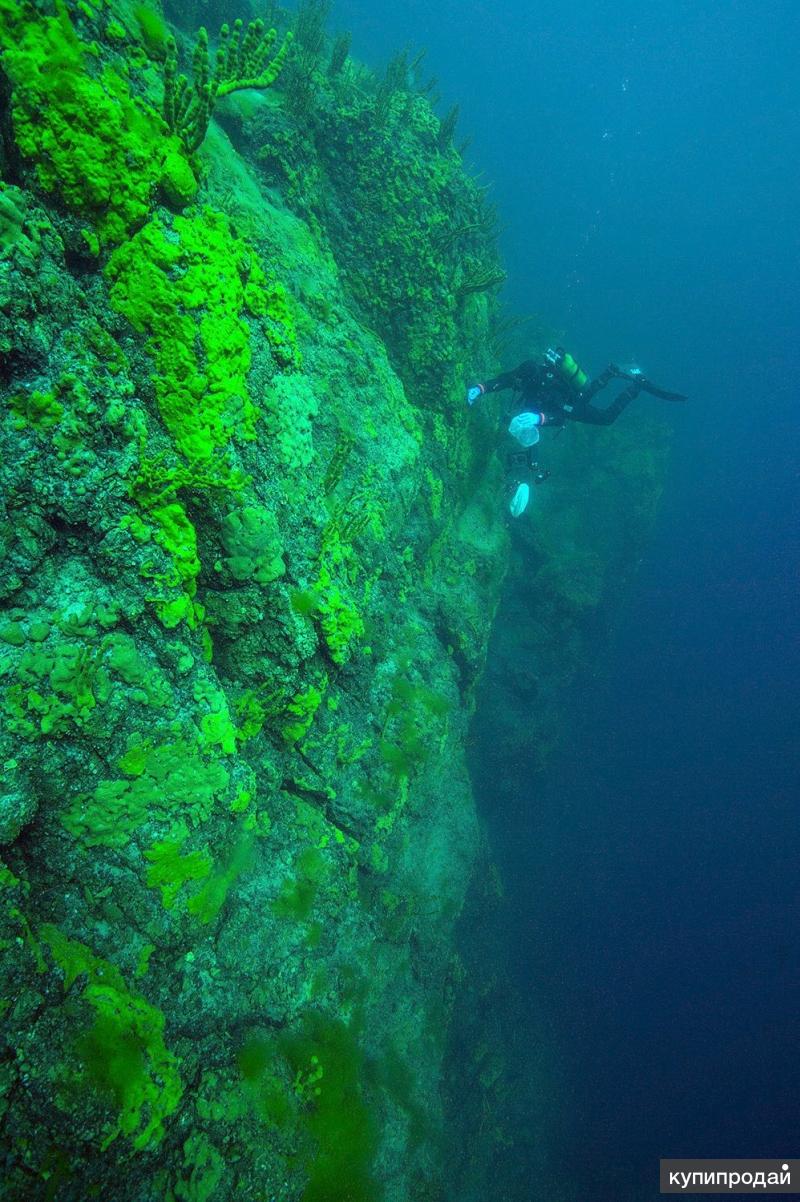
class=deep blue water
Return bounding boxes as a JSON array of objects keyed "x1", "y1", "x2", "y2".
[{"x1": 321, "y1": 1, "x2": 800, "y2": 1197}]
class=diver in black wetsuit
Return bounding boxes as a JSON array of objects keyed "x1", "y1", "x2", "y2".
[{"x1": 466, "y1": 346, "x2": 686, "y2": 515}]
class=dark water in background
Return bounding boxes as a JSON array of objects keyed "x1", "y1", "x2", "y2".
[{"x1": 317, "y1": 1, "x2": 800, "y2": 1197}]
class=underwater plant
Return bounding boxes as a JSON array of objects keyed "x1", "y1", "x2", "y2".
[{"x1": 163, "y1": 17, "x2": 294, "y2": 152}]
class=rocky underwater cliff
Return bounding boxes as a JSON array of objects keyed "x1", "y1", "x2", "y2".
[{"x1": 0, "y1": 1, "x2": 668, "y2": 1198}]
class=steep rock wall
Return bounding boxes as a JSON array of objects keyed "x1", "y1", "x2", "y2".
[{"x1": 0, "y1": 2, "x2": 509, "y2": 1198}]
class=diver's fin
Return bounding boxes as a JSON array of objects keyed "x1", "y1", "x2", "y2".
[{"x1": 637, "y1": 379, "x2": 687, "y2": 401}]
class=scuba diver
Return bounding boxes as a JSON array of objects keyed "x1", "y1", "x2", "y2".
[{"x1": 466, "y1": 346, "x2": 687, "y2": 516}]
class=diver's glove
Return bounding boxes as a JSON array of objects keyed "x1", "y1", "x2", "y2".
[{"x1": 466, "y1": 384, "x2": 485, "y2": 405}]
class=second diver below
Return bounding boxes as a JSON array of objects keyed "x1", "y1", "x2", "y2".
[{"x1": 466, "y1": 347, "x2": 687, "y2": 517}]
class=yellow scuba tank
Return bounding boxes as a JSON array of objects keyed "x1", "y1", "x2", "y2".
[{"x1": 546, "y1": 346, "x2": 588, "y2": 391}]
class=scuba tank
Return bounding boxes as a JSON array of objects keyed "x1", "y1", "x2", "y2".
[{"x1": 545, "y1": 346, "x2": 588, "y2": 392}]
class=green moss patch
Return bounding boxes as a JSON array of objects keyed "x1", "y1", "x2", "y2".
[
  {"x1": 0, "y1": 0, "x2": 196, "y2": 245},
  {"x1": 41, "y1": 925, "x2": 183, "y2": 1151},
  {"x1": 106, "y1": 208, "x2": 261, "y2": 462}
]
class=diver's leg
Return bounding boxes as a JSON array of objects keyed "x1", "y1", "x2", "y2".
[
  {"x1": 574, "y1": 382, "x2": 641, "y2": 425},
  {"x1": 505, "y1": 448, "x2": 529, "y2": 474},
  {"x1": 579, "y1": 364, "x2": 619, "y2": 403}
]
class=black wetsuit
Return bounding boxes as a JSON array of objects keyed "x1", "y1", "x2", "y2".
[{"x1": 483, "y1": 359, "x2": 643, "y2": 426}]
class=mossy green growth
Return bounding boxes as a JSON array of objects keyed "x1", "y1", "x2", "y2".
[
  {"x1": 0, "y1": 0, "x2": 196, "y2": 246},
  {"x1": 41, "y1": 925, "x2": 182, "y2": 1151},
  {"x1": 313, "y1": 84, "x2": 488, "y2": 405},
  {"x1": 378, "y1": 672, "x2": 451, "y2": 782},
  {"x1": 272, "y1": 847, "x2": 327, "y2": 922},
  {"x1": 243, "y1": 259, "x2": 303, "y2": 370},
  {"x1": 149, "y1": 502, "x2": 201, "y2": 600},
  {"x1": 272, "y1": 875, "x2": 315, "y2": 921},
  {"x1": 174, "y1": 1131, "x2": 226, "y2": 1202},
  {"x1": 194, "y1": 681, "x2": 240, "y2": 754},
  {"x1": 3, "y1": 641, "x2": 109, "y2": 738},
  {"x1": 145, "y1": 826, "x2": 213, "y2": 909},
  {"x1": 386, "y1": 674, "x2": 451, "y2": 721},
  {"x1": 281, "y1": 681, "x2": 325, "y2": 744},
  {"x1": 425, "y1": 466, "x2": 444, "y2": 520},
  {"x1": 278, "y1": 1011, "x2": 380, "y2": 1202},
  {"x1": 62, "y1": 739, "x2": 229, "y2": 848},
  {"x1": 219, "y1": 505, "x2": 285, "y2": 584},
  {"x1": 8, "y1": 387, "x2": 63, "y2": 431},
  {"x1": 103, "y1": 632, "x2": 172, "y2": 707},
  {"x1": 186, "y1": 829, "x2": 254, "y2": 924},
  {"x1": 0, "y1": 622, "x2": 26, "y2": 646},
  {"x1": 307, "y1": 520, "x2": 373, "y2": 666},
  {"x1": 0, "y1": 185, "x2": 26, "y2": 253},
  {"x1": 289, "y1": 574, "x2": 360, "y2": 668},
  {"x1": 236, "y1": 1035, "x2": 294, "y2": 1127},
  {"x1": 131, "y1": 2, "x2": 168, "y2": 58},
  {"x1": 105, "y1": 209, "x2": 261, "y2": 462},
  {"x1": 232, "y1": 688, "x2": 268, "y2": 742},
  {"x1": 159, "y1": 148, "x2": 199, "y2": 209},
  {"x1": 135, "y1": 944, "x2": 155, "y2": 978},
  {"x1": 125, "y1": 447, "x2": 249, "y2": 629},
  {"x1": 290, "y1": 588, "x2": 321, "y2": 617},
  {"x1": 379, "y1": 734, "x2": 426, "y2": 782},
  {"x1": 314, "y1": 564, "x2": 364, "y2": 666},
  {"x1": 6, "y1": 371, "x2": 99, "y2": 481},
  {"x1": 263, "y1": 373, "x2": 319, "y2": 471}
]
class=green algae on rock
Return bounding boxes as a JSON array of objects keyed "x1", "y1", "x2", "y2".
[
  {"x1": 0, "y1": 0, "x2": 506, "y2": 1196},
  {"x1": 0, "y1": 0, "x2": 198, "y2": 245},
  {"x1": 0, "y1": 1, "x2": 669, "y2": 1199}
]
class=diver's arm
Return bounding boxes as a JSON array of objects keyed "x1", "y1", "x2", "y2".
[
  {"x1": 484, "y1": 360, "x2": 540, "y2": 393},
  {"x1": 466, "y1": 360, "x2": 538, "y2": 405}
]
